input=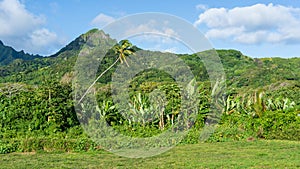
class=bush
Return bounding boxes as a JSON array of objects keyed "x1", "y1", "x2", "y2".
[
  {"x1": 0, "y1": 137, "x2": 101, "y2": 154},
  {"x1": 258, "y1": 110, "x2": 300, "y2": 140},
  {"x1": 0, "y1": 143, "x2": 15, "y2": 154},
  {"x1": 208, "y1": 109, "x2": 300, "y2": 142}
]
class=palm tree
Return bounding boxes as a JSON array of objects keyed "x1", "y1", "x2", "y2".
[
  {"x1": 78, "y1": 40, "x2": 135, "y2": 103},
  {"x1": 112, "y1": 40, "x2": 135, "y2": 67}
]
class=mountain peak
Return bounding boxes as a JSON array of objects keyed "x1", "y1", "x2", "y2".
[
  {"x1": 80, "y1": 29, "x2": 113, "y2": 42},
  {"x1": 82, "y1": 28, "x2": 100, "y2": 38},
  {"x1": 49, "y1": 29, "x2": 115, "y2": 57}
]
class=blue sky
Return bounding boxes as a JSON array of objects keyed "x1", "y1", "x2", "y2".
[{"x1": 0, "y1": 0, "x2": 300, "y2": 58}]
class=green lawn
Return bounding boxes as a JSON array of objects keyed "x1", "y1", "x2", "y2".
[{"x1": 0, "y1": 140, "x2": 299, "y2": 168}]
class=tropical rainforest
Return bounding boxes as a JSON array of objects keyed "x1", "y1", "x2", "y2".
[{"x1": 0, "y1": 29, "x2": 299, "y2": 154}]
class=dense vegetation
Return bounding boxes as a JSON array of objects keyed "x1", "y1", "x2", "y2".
[{"x1": 0, "y1": 29, "x2": 299, "y2": 154}]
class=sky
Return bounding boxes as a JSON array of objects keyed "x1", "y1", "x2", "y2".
[{"x1": 0, "y1": 0, "x2": 300, "y2": 58}]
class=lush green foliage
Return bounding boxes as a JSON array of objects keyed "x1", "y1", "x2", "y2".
[
  {"x1": 0, "y1": 29, "x2": 299, "y2": 154},
  {"x1": 0, "y1": 82, "x2": 79, "y2": 138}
]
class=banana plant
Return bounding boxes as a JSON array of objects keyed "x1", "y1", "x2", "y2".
[
  {"x1": 128, "y1": 93, "x2": 155, "y2": 127},
  {"x1": 266, "y1": 97, "x2": 295, "y2": 111},
  {"x1": 95, "y1": 100, "x2": 118, "y2": 125}
]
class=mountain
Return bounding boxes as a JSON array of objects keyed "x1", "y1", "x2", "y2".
[
  {"x1": 0, "y1": 29, "x2": 116, "y2": 84},
  {"x1": 0, "y1": 29, "x2": 299, "y2": 96},
  {"x1": 0, "y1": 40, "x2": 42, "y2": 66},
  {"x1": 49, "y1": 29, "x2": 102, "y2": 58}
]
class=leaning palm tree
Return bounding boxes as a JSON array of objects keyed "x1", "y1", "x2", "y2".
[
  {"x1": 78, "y1": 40, "x2": 135, "y2": 103},
  {"x1": 113, "y1": 40, "x2": 135, "y2": 67}
]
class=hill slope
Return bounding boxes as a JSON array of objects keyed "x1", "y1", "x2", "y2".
[
  {"x1": 0, "y1": 29, "x2": 299, "y2": 92},
  {"x1": 0, "y1": 40, "x2": 42, "y2": 66}
]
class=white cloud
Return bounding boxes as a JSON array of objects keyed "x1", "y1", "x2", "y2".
[
  {"x1": 163, "y1": 47, "x2": 179, "y2": 53},
  {"x1": 0, "y1": 0, "x2": 45, "y2": 36},
  {"x1": 125, "y1": 20, "x2": 157, "y2": 35},
  {"x1": 124, "y1": 20, "x2": 179, "y2": 39},
  {"x1": 123, "y1": 20, "x2": 182, "y2": 53},
  {"x1": 100, "y1": 16, "x2": 190, "y2": 53},
  {"x1": 0, "y1": 0, "x2": 64, "y2": 55},
  {"x1": 30, "y1": 28, "x2": 58, "y2": 46},
  {"x1": 27, "y1": 28, "x2": 66, "y2": 55},
  {"x1": 91, "y1": 13, "x2": 115, "y2": 28},
  {"x1": 206, "y1": 27, "x2": 245, "y2": 39},
  {"x1": 123, "y1": 20, "x2": 191, "y2": 53},
  {"x1": 194, "y1": 3, "x2": 300, "y2": 44},
  {"x1": 196, "y1": 4, "x2": 208, "y2": 11}
]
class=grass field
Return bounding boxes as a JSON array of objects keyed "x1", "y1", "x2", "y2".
[{"x1": 0, "y1": 140, "x2": 299, "y2": 168}]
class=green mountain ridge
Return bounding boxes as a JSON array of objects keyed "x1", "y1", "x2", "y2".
[
  {"x1": 0, "y1": 29, "x2": 299, "y2": 93},
  {"x1": 0, "y1": 40, "x2": 42, "y2": 66},
  {"x1": 49, "y1": 29, "x2": 102, "y2": 58}
]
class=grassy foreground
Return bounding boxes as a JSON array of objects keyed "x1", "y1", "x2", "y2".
[{"x1": 0, "y1": 140, "x2": 299, "y2": 168}]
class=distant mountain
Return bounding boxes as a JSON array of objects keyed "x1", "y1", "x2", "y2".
[
  {"x1": 0, "y1": 29, "x2": 299, "y2": 98},
  {"x1": 0, "y1": 29, "x2": 117, "y2": 84},
  {"x1": 0, "y1": 40, "x2": 42, "y2": 66},
  {"x1": 49, "y1": 29, "x2": 110, "y2": 58}
]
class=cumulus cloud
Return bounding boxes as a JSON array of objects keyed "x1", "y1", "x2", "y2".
[
  {"x1": 91, "y1": 13, "x2": 115, "y2": 28},
  {"x1": 27, "y1": 28, "x2": 66, "y2": 55},
  {"x1": 196, "y1": 4, "x2": 208, "y2": 11},
  {"x1": 0, "y1": 0, "x2": 64, "y2": 55},
  {"x1": 194, "y1": 3, "x2": 300, "y2": 44},
  {"x1": 163, "y1": 47, "x2": 179, "y2": 53},
  {"x1": 123, "y1": 20, "x2": 183, "y2": 52},
  {"x1": 0, "y1": 0, "x2": 45, "y2": 36},
  {"x1": 124, "y1": 20, "x2": 179, "y2": 39},
  {"x1": 99, "y1": 15, "x2": 191, "y2": 53}
]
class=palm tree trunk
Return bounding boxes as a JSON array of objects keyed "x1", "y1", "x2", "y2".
[{"x1": 78, "y1": 57, "x2": 120, "y2": 103}]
